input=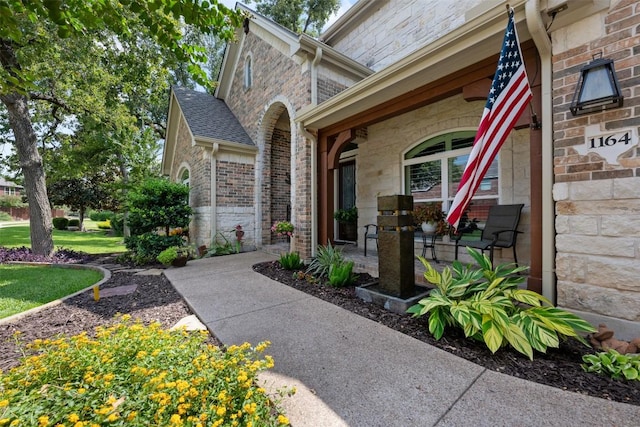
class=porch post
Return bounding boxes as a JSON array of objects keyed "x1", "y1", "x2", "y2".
[{"x1": 318, "y1": 132, "x2": 334, "y2": 245}]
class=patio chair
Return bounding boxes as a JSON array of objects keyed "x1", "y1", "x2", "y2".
[
  {"x1": 454, "y1": 204, "x2": 524, "y2": 267},
  {"x1": 363, "y1": 223, "x2": 378, "y2": 257}
]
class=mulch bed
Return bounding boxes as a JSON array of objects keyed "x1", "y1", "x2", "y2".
[
  {"x1": 252, "y1": 260, "x2": 640, "y2": 407},
  {"x1": 1, "y1": 259, "x2": 638, "y2": 408}
]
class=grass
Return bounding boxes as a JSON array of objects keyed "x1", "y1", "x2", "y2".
[
  {"x1": 0, "y1": 265, "x2": 103, "y2": 319},
  {"x1": 0, "y1": 225, "x2": 125, "y2": 254}
]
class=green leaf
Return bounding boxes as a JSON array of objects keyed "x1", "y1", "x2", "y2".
[
  {"x1": 428, "y1": 307, "x2": 446, "y2": 339},
  {"x1": 508, "y1": 289, "x2": 549, "y2": 307},
  {"x1": 503, "y1": 323, "x2": 533, "y2": 360},
  {"x1": 481, "y1": 315, "x2": 503, "y2": 354},
  {"x1": 623, "y1": 368, "x2": 638, "y2": 380}
]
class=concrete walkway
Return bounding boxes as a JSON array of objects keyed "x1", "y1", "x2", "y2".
[{"x1": 163, "y1": 251, "x2": 640, "y2": 427}]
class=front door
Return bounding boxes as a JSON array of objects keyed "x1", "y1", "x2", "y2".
[{"x1": 337, "y1": 160, "x2": 356, "y2": 241}]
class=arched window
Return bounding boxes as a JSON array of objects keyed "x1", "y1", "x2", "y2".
[
  {"x1": 403, "y1": 131, "x2": 500, "y2": 219},
  {"x1": 244, "y1": 55, "x2": 252, "y2": 89},
  {"x1": 180, "y1": 168, "x2": 190, "y2": 187}
]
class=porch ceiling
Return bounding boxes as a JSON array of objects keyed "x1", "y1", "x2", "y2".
[{"x1": 296, "y1": 1, "x2": 532, "y2": 133}]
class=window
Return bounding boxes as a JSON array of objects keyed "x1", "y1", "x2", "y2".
[
  {"x1": 244, "y1": 55, "x2": 252, "y2": 89},
  {"x1": 180, "y1": 169, "x2": 190, "y2": 187},
  {"x1": 404, "y1": 131, "x2": 499, "y2": 222}
]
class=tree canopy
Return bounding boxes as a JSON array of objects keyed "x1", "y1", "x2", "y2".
[
  {"x1": 0, "y1": 1, "x2": 244, "y2": 256},
  {"x1": 248, "y1": 0, "x2": 340, "y2": 35}
]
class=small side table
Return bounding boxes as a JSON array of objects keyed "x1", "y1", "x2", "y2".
[{"x1": 420, "y1": 232, "x2": 439, "y2": 263}]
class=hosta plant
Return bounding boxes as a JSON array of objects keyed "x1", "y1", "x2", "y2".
[
  {"x1": 305, "y1": 242, "x2": 344, "y2": 278},
  {"x1": 407, "y1": 248, "x2": 595, "y2": 360},
  {"x1": 328, "y1": 260, "x2": 358, "y2": 287},
  {"x1": 582, "y1": 349, "x2": 640, "y2": 381}
]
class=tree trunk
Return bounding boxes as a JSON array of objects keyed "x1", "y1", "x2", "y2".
[{"x1": 0, "y1": 92, "x2": 54, "y2": 256}]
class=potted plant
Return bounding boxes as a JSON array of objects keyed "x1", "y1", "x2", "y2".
[
  {"x1": 413, "y1": 203, "x2": 447, "y2": 234},
  {"x1": 157, "y1": 246, "x2": 191, "y2": 267},
  {"x1": 334, "y1": 206, "x2": 358, "y2": 241},
  {"x1": 271, "y1": 220, "x2": 294, "y2": 237}
]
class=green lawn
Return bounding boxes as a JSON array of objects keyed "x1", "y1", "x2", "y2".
[
  {"x1": 0, "y1": 225, "x2": 125, "y2": 254},
  {"x1": 0, "y1": 265, "x2": 103, "y2": 319}
]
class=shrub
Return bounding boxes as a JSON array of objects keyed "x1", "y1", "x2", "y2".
[
  {"x1": 582, "y1": 349, "x2": 640, "y2": 381},
  {"x1": 0, "y1": 211, "x2": 12, "y2": 221},
  {"x1": 97, "y1": 219, "x2": 112, "y2": 229},
  {"x1": 68, "y1": 219, "x2": 80, "y2": 227},
  {"x1": 89, "y1": 210, "x2": 114, "y2": 221},
  {"x1": 407, "y1": 248, "x2": 596, "y2": 360},
  {"x1": 127, "y1": 178, "x2": 191, "y2": 236},
  {"x1": 110, "y1": 213, "x2": 124, "y2": 236},
  {"x1": 124, "y1": 233, "x2": 184, "y2": 265},
  {"x1": 52, "y1": 217, "x2": 69, "y2": 230},
  {"x1": 279, "y1": 252, "x2": 304, "y2": 270},
  {"x1": 0, "y1": 316, "x2": 292, "y2": 426},
  {"x1": 328, "y1": 260, "x2": 357, "y2": 287},
  {"x1": 306, "y1": 242, "x2": 344, "y2": 278}
]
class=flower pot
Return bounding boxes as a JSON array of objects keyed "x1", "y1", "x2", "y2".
[
  {"x1": 421, "y1": 222, "x2": 436, "y2": 234},
  {"x1": 171, "y1": 256, "x2": 188, "y2": 267}
]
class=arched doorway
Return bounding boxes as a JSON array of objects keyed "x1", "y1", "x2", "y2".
[{"x1": 261, "y1": 105, "x2": 292, "y2": 245}]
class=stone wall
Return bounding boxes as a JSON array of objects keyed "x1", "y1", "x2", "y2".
[
  {"x1": 327, "y1": 0, "x2": 484, "y2": 71},
  {"x1": 356, "y1": 94, "x2": 531, "y2": 266},
  {"x1": 550, "y1": 0, "x2": 640, "y2": 321},
  {"x1": 172, "y1": 114, "x2": 211, "y2": 246},
  {"x1": 225, "y1": 31, "x2": 313, "y2": 256}
]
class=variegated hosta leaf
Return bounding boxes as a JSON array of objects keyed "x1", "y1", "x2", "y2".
[
  {"x1": 503, "y1": 323, "x2": 533, "y2": 360},
  {"x1": 507, "y1": 289, "x2": 550, "y2": 307},
  {"x1": 529, "y1": 307, "x2": 596, "y2": 337},
  {"x1": 428, "y1": 307, "x2": 446, "y2": 339},
  {"x1": 481, "y1": 315, "x2": 503, "y2": 354}
]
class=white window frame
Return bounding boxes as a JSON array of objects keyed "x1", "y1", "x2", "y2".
[
  {"x1": 402, "y1": 130, "x2": 500, "y2": 213},
  {"x1": 244, "y1": 53, "x2": 253, "y2": 89}
]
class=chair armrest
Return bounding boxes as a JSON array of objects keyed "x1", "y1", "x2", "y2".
[
  {"x1": 364, "y1": 223, "x2": 378, "y2": 236},
  {"x1": 489, "y1": 229, "x2": 522, "y2": 243}
]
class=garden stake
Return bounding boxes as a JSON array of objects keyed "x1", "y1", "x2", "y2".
[{"x1": 93, "y1": 285, "x2": 100, "y2": 301}]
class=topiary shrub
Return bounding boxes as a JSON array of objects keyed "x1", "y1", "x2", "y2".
[
  {"x1": 110, "y1": 213, "x2": 124, "y2": 236},
  {"x1": 67, "y1": 219, "x2": 80, "y2": 227},
  {"x1": 52, "y1": 217, "x2": 69, "y2": 230}
]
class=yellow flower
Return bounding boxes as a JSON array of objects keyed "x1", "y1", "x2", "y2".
[
  {"x1": 37, "y1": 416, "x2": 49, "y2": 426},
  {"x1": 0, "y1": 419, "x2": 11, "y2": 426},
  {"x1": 74, "y1": 422, "x2": 86, "y2": 427},
  {"x1": 169, "y1": 414, "x2": 182, "y2": 425},
  {"x1": 277, "y1": 415, "x2": 290, "y2": 425},
  {"x1": 106, "y1": 413, "x2": 118, "y2": 422},
  {"x1": 126, "y1": 412, "x2": 137, "y2": 421},
  {"x1": 0, "y1": 400, "x2": 8, "y2": 407},
  {"x1": 216, "y1": 406, "x2": 226, "y2": 417},
  {"x1": 68, "y1": 414, "x2": 80, "y2": 423}
]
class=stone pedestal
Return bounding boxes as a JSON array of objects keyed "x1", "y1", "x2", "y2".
[{"x1": 376, "y1": 195, "x2": 415, "y2": 298}]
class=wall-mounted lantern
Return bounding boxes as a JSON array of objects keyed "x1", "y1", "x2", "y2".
[{"x1": 570, "y1": 55, "x2": 623, "y2": 116}]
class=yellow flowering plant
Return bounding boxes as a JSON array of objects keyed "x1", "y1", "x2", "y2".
[{"x1": 0, "y1": 315, "x2": 293, "y2": 426}]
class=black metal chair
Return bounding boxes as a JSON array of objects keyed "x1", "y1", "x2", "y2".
[
  {"x1": 363, "y1": 223, "x2": 378, "y2": 257},
  {"x1": 454, "y1": 204, "x2": 524, "y2": 266}
]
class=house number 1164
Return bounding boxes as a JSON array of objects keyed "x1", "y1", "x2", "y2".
[{"x1": 589, "y1": 132, "x2": 631, "y2": 149}]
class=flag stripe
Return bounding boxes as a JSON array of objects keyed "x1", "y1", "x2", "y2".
[{"x1": 446, "y1": 10, "x2": 532, "y2": 229}]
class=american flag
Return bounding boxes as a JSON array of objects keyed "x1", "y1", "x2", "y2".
[{"x1": 446, "y1": 9, "x2": 532, "y2": 229}]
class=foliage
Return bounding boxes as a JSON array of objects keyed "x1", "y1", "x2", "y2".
[
  {"x1": 127, "y1": 178, "x2": 191, "y2": 236},
  {"x1": 124, "y1": 234, "x2": 184, "y2": 265},
  {"x1": 97, "y1": 220, "x2": 112, "y2": 229},
  {"x1": 407, "y1": 248, "x2": 596, "y2": 360},
  {"x1": 48, "y1": 176, "x2": 119, "y2": 226},
  {"x1": 0, "y1": 316, "x2": 292, "y2": 426},
  {"x1": 582, "y1": 349, "x2": 640, "y2": 381},
  {"x1": 52, "y1": 217, "x2": 69, "y2": 230},
  {"x1": 156, "y1": 246, "x2": 193, "y2": 266},
  {"x1": 306, "y1": 242, "x2": 344, "y2": 278},
  {"x1": 279, "y1": 252, "x2": 304, "y2": 270},
  {"x1": 90, "y1": 210, "x2": 115, "y2": 221},
  {"x1": 0, "y1": 0, "x2": 244, "y2": 256},
  {"x1": 412, "y1": 203, "x2": 449, "y2": 235},
  {"x1": 328, "y1": 260, "x2": 357, "y2": 287},
  {"x1": 333, "y1": 206, "x2": 358, "y2": 224},
  {"x1": 0, "y1": 264, "x2": 102, "y2": 319},
  {"x1": 110, "y1": 213, "x2": 125, "y2": 237},
  {"x1": 248, "y1": 0, "x2": 340, "y2": 35},
  {"x1": 0, "y1": 195, "x2": 25, "y2": 208},
  {"x1": 204, "y1": 231, "x2": 241, "y2": 257},
  {"x1": 67, "y1": 219, "x2": 80, "y2": 227},
  {"x1": 271, "y1": 220, "x2": 294, "y2": 237},
  {"x1": 0, "y1": 211, "x2": 12, "y2": 221}
]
